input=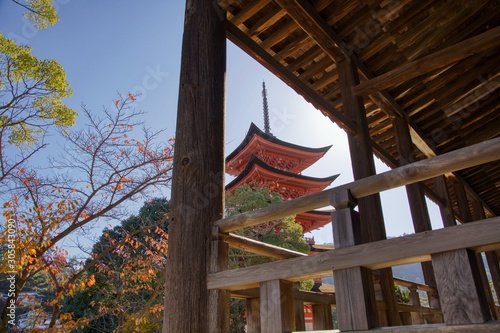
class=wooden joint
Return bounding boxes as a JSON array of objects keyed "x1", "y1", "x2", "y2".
[{"x1": 330, "y1": 189, "x2": 358, "y2": 209}]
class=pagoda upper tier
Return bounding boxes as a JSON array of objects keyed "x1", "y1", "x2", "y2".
[{"x1": 226, "y1": 123, "x2": 332, "y2": 177}]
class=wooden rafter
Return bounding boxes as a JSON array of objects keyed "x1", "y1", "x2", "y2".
[{"x1": 353, "y1": 26, "x2": 500, "y2": 96}]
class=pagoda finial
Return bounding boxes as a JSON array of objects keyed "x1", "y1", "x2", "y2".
[{"x1": 262, "y1": 81, "x2": 271, "y2": 135}]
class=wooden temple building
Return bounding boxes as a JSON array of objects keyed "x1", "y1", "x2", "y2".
[{"x1": 163, "y1": 0, "x2": 500, "y2": 332}]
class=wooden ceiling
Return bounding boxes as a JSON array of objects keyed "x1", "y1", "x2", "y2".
[{"x1": 218, "y1": 0, "x2": 500, "y2": 220}]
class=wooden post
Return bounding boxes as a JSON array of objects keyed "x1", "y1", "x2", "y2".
[
  {"x1": 247, "y1": 298, "x2": 261, "y2": 333},
  {"x1": 408, "y1": 284, "x2": 424, "y2": 325},
  {"x1": 294, "y1": 283, "x2": 306, "y2": 331},
  {"x1": 471, "y1": 199, "x2": 499, "y2": 320},
  {"x1": 312, "y1": 304, "x2": 333, "y2": 330},
  {"x1": 338, "y1": 59, "x2": 400, "y2": 326},
  {"x1": 393, "y1": 116, "x2": 438, "y2": 290},
  {"x1": 331, "y1": 190, "x2": 379, "y2": 331},
  {"x1": 432, "y1": 249, "x2": 491, "y2": 325},
  {"x1": 433, "y1": 176, "x2": 456, "y2": 227},
  {"x1": 453, "y1": 178, "x2": 473, "y2": 223},
  {"x1": 162, "y1": 1, "x2": 227, "y2": 332},
  {"x1": 260, "y1": 279, "x2": 295, "y2": 333}
]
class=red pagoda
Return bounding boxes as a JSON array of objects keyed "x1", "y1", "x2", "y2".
[{"x1": 225, "y1": 82, "x2": 338, "y2": 234}]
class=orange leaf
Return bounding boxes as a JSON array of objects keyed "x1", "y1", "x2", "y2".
[
  {"x1": 111, "y1": 137, "x2": 117, "y2": 142},
  {"x1": 115, "y1": 100, "x2": 120, "y2": 106},
  {"x1": 128, "y1": 125, "x2": 133, "y2": 129},
  {"x1": 128, "y1": 93, "x2": 136, "y2": 101}
]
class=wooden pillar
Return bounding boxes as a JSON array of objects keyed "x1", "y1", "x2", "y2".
[
  {"x1": 471, "y1": 199, "x2": 499, "y2": 320},
  {"x1": 433, "y1": 176, "x2": 456, "y2": 227},
  {"x1": 247, "y1": 298, "x2": 261, "y2": 333},
  {"x1": 452, "y1": 178, "x2": 473, "y2": 223},
  {"x1": 408, "y1": 284, "x2": 424, "y2": 324},
  {"x1": 331, "y1": 190, "x2": 379, "y2": 331},
  {"x1": 393, "y1": 116, "x2": 438, "y2": 290},
  {"x1": 312, "y1": 304, "x2": 333, "y2": 330},
  {"x1": 432, "y1": 249, "x2": 491, "y2": 325},
  {"x1": 338, "y1": 59, "x2": 401, "y2": 327},
  {"x1": 163, "y1": 1, "x2": 227, "y2": 332},
  {"x1": 260, "y1": 279, "x2": 295, "y2": 333},
  {"x1": 294, "y1": 283, "x2": 306, "y2": 331}
]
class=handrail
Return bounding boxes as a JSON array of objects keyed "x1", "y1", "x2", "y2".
[{"x1": 215, "y1": 137, "x2": 500, "y2": 233}]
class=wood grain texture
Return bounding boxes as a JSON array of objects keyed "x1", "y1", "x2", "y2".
[
  {"x1": 353, "y1": 26, "x2": 500, "y2": 95},
  {"x1": 246, "y1": 298, "x2": 261, "y2": 333},
  {"x1": 432, "y1": 249, "x2": 491, "y2": 324},
  {"x1": 162, "y1": 1, "x2": 226, "y2": 332},
  {"x1": 292, "y1": 321, "x2": 500, "y2": 332},
  {"x1": 335, "y1": 267, "x2": 379, "y2": 331},
  {"x1": 208, "y1": 217, "x2": 500, "y2": 290},
  {"x1": 260, "y1": 279, "x2": 295, "y2": 332},
  {"x1": 312, "y1": 304, "x2": 334, "y2": 330}
]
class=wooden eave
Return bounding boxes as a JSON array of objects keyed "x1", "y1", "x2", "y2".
[
  {"x1": 226, "y1": 123, "x2": 332, "y2": 176},
  {"x1": 219, "y1": 0, "x2": 500, "y2": 218}
]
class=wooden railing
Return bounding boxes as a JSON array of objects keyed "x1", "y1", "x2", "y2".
[{"x1": 209, "y1": 138, "x2": 500, "y2": 332}]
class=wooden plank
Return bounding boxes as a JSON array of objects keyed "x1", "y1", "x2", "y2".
[
  {"x1": 208, "y1": 217, "x2": 500, "y2": 290},
  {"x1": 312, "y1": 303, "x2": 334, "y2": 330},
  {"x1": 293, "y1": 321, "x2": 500, "y2": 332},
  {"x1": 223, "y1": 232, "x2": 307, "y2": 259},
  {"x1": 232, "y1": 288, "x2": 336, "y2": 305},
  {"x1": 215, "y1": 137, "x2": 500, "y2": 234},
  {"x1": 353, "y1": 26, "x2": 500, "y2": 95},
  {"x1": 335, "y1": 267, "x2": 379, "y2": 330},
  {"x1": 246, "y1": 298, "x2": 261, "y2": 333},
  {"x1": 294, "y1": 282, "x2": 306, "y2": 331},
  {"x1": 260, "y1": 279, "x2": 295, "y2": 332},
  {"x1": 331, "y1": 190, "x2": 379, "y2": 330},
  {"x1": 274, "y1": 0, "x2": 345, "y2": 61},
  {"x1": 432, "y1": 249, "x2": 491, "y2": 324},
  {"x1": 163, "y1": 0, "x2": 226, "y2": 332},
  {"x1": 209, "y1": 232, "x2": 230, "y2": 332}
]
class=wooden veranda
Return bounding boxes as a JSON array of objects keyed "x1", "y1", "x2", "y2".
[{"x1": 162, "y1": 1, "x2": 500, "y2": 332}]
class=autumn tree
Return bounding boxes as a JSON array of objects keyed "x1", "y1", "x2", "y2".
[
  {"x1": 0, "y1": 95, "x2": 174, "y2": 332},
  {"x1": 63, "y1": 198, "x2": 170, "y2": 333}
]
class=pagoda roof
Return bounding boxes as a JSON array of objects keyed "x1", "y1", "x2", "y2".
[
  {"x1": 226, "y1": 123, "x2": 332, "y2": 176},
  {"x1": 296, "y1": 210, "x2": 332, "y2": 234},
  {"x1": 226, "y1": 155, "x2": 339, "y2": 199}
]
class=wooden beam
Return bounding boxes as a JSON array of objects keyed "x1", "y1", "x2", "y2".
[
  {"x1": 223, "y1": 233, "x2": 307, "y2": 259},
  {"x1": 163, "y1": 1, "x2": 227, "y2": 332},
  {"x1": 353, "y1": 26, "x2": 500, "y2": 95},
  {"x1": 208, "y1": 217, "x2": 500, "y2": 291},
  {"x1": 215, "y1": 137, "x2": 500, "y2": 233},
  {"x1": 294, "y1": 321, "x2": 500, "y2": 333},
  {"x1": 232, "y1": 288, "x2": 336, "y2": 305},
  {"x1": 274, "y1": 0, "x2": 345, "y2": 61}
]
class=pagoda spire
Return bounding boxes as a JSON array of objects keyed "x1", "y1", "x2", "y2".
[{"x1": 262, "y1": 81, "x2": 271, "y2": 135}]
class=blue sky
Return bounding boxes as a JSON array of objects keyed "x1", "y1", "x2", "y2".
[{"x1": 0, "y1": 0, "x2": 444, "y2": 244}]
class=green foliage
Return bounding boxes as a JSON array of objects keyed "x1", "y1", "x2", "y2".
[
  {"x1": 225, "y1": 184, "x2": 311, "y2": 332},
  {"x1": 0, "y1": 33, "x2": 75, "y2": 146},
  {"x1": 395, "y1": 285, "x2": 410, "y2": 304},
  {"x1": 21, "y1": 0, "x2": 59, "y2": 29}
]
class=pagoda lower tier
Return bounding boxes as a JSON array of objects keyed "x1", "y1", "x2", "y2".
[
  {"x1": 295, "y1": 210, "x2": 332, "y2": 234},
  {"x1": 226, "y1": 155, "x2": 339, "y2": 200}
]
